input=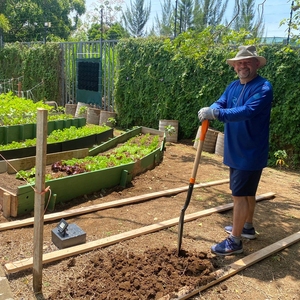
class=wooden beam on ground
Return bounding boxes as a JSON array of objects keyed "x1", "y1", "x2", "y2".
[
  {"x1": 0, "y1": 178, "x2": 229, "y2": 231},
  {"x1": 162, "y1": 230, "x2": 300, "y2": 300},
  {"x1": 4, "y1": 192, "x2": 275, "y2": 273}
]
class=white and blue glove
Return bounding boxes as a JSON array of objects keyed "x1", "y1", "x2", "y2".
[{"x1": 198, "y1": 107, "x2": 219, "y2": 122}]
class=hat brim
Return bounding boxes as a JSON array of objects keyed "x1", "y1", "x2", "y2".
[{"x1": 226, "y1": 56, "x2": 266, "y2": 68}]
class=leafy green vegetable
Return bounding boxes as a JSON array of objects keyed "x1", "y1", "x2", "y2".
[
  {"x1": 0, "y1": 92, "x2": 73, "y2": 125},
  {"x1": 16, "y1": 134, "x2": 161, "y2": 183},
  {"x1": 0, "y1": 125, "x2": 110, "y2": 150}
]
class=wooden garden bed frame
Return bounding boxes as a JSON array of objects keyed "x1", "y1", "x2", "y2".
[{"x1": 0, "y1": 126, "x2": 165, "y2": 217}]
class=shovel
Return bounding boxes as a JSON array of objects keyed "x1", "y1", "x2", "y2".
[{"x1": 177, "y1": 119, "x2": 209, "y2": 255}]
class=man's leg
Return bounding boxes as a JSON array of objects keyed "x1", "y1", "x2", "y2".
[
  {"x1": 231, "y1": 196, "x2": 249, "y2": 237},
  {"x1": 210, "y1": 195, "x2": 245, "y2": 255},
  {"x1": 245, "y1": 195, "x2": 256, "y2": 223}
]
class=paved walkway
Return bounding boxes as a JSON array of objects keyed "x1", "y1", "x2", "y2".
[{"x1": 0, "y1": 266, "x2": 14, "y2": 300}]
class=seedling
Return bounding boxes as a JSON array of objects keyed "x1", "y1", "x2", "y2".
[
  {"x1": 78, "y1": 106, "x2": 88, "y2": 115},
  {"x1": 164, "y1": 124, "x2": 176, "y2": 136},
  {"x1": 107, "y1": 117, "x2": 117, "y2": 127},
  {"x1": 274, "y1": 150, "x2": 288, "y2": 169}
]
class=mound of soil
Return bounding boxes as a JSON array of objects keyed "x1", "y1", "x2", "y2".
[{"x1": 48, "y1": 247, "x2": 216, "y2": 300}]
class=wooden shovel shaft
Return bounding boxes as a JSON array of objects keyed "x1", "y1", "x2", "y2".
[{"x1": 177, "y1": 120, "x2": 209, "y2": 254}]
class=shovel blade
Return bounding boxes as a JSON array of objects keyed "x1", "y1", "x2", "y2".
[{"x1": 177, "y1": 209, "x2": 185, "y2": 254}]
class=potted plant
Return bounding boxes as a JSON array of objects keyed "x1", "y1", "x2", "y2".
[
  {"x1": 107, "y1": 117, "x2": 117, "y2": 127},
  {"x1": 159, "y1": 120, "x2": 178, "y2": 142}
]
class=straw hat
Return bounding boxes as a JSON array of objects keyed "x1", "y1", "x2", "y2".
[{"x1": 226, "y1": 45, "x2": 266, "y2": 68}]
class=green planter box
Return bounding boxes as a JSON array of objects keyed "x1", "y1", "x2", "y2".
[
  {"x1": 0, "y1": 128, "x2": 113, "y2": 160},
  {"x1": 13, "y1": 127, "x2": 165, "y2": 216},
  {"x1": 0, "y1": 117, "x2": 86, "y2": 145}
]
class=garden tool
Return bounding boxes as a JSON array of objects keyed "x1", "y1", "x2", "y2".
[{"x1": 177, "y1": 119, "x2": 209, "y2": 255}]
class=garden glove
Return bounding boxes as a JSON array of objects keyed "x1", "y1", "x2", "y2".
[{"x1": 198, "y1": 107, "x2": 219, "y2": 122}]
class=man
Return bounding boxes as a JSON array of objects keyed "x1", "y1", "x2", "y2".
[{"x1": 198, "y1": 45, "x2": 273, "y2": 256}]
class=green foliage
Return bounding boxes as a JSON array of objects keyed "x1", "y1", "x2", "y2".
[
  {"x1": 261, "y1": 45, "x2": 300, "y2": 168},
  {"x1": 280, "y1": 0, "x2": 300, "y2": 42},
  {"x1": 115, "y1": 35, "x2": 233, "y2": 138},
  {"x1": 0, "y1": 13, "x2": 10, "y2": 32},
  {"x1": 164, "y1": 124, "x2": 176, "y2": 136},
  {"x1": 16, "y1": 133, "x2": 160, "y2": 183},
  {"x1": 107, "y1": 117, "x2": 117, "y2": 126},
  {"x1": 274, "y1": 150, "x2": 288, "y2": 169},
  {"x1": 154, "y1": 0, "x2": 173, "y2": 36},
  {"x1": 2, "y1": 0, "x2": 86, "y2": 42},
  {"x1": 88, "y1": 23, "x2": 130, "y2": 41},
  {"x1": 192, "y1": 0, "x2": 228, "y2": 30},
  {"x1": 0, "y1": 43, "x2": 62, "y2": 104},
  {"x1": 0, "y1": 125, "x2": 110, "y2": 151},
  {"x1": 0, "y1": 92, "x2": 72, "y2": 125},
  {"x1": 78, "y1": 106, "x2": 88, "y2": 114},
  {"x1": 231, "y1": 0, "x2": 265, "y2": 38},
  {"x1": 22, "y1": 43, "x2": 63, "y2": 102},
  {"x1": 123, "y1": 0, "x2": 151, "y2": 37}
]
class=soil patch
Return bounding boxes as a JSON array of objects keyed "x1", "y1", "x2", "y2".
[{"x1": 48, "y1": 247, "x2": 216, "y2": 300}]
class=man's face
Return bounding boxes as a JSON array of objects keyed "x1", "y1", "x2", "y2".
[{"x1": 233, "y1": 58, "x2": 260, "y2": 81}]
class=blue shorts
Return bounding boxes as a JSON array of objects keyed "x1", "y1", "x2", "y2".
[{"x1": 229, "y1": 168, "x2": 263, "y2": 197}]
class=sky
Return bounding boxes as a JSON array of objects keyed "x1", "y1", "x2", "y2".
[{"x1": 84, "y1": 0, "x2": 294, "y2": 38}]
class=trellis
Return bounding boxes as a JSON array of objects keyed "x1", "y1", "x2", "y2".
[{"x1": 60, "y1": 40, "x2": 118, "y2": 111}]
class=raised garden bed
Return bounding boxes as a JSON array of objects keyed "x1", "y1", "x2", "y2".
[
  {"x1": 0, "y1": 117, "x2": 86, "y2": 145},
  {"x1": 0, "y1": 127, "x2": 165, "y2": 217},
  {"x1": 0, "y1": 125, "x2": 113, "y2": 161},
  {"x1": 0, "y1": 93, "x2": 87, "y2": 144}
]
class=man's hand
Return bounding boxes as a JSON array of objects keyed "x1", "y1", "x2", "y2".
[{"x1": 198, "y1": 107, "x2": 219, "y2": 122}]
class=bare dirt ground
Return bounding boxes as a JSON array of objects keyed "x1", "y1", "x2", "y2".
[{"x1": 0, "y1": 137, "x2": 300, "y2": 300}]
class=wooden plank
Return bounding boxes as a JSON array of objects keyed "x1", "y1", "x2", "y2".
[
  {"x1": 0, "y1": 188, "x2": 3, "y2": 208},
  {"x1": 0, "y1": 179, "x2": 230, "y2": 231},
  {"x1": 141, "y1": 126, "x2": 164, "y2": 137},
  {"x1": 0, "y1": 187, "x2": 17, "y2": 215},
  {"x1": 4, "y1": 192, "x2": 275, "y2": 273},
  {"x1": 10, "y1": 195, "x2": 19, "y2": 217},
  {"x1": 2, "y1": 192, "x2": 11, "y2": 218},
  {"x1": 167, "y1": 230, "x2": 300, "y2": 300},
  {"x1": 5, "y1": 148, "x2": 89, "y2": 174}
]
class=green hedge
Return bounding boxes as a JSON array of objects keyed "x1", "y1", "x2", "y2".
[
  {"x1": 0, "y1": 43, "x2": 62, "y2": 103},
  {"x1": 115, "y1": 39, "x2": 300, "y2": 168}
]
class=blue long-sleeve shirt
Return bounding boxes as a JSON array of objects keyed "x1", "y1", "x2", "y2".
[{"x1": 211, "y1": 75, "x2": 273, "y2": 170}]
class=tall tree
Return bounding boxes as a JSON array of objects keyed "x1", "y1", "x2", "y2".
[
  {"x1": 71, "y1": 0, "x2": 125, "y2": 42},
  {"x1": 0, "y1": 13, "x2": 10, "y2": 47},
  {"x1": 193, "y1": 0, "x2": 228, "y2": 31},
  {"x1": 178, "y1": 0, "x2": 194, "y2": 32},
  {"x1": 0, "y1": 14, "x2": 10, "y2": 32},
  {"x1": 2, "y1": 0, "x2": 85, "y2": 42},
  {"x1": 123, "y1": 0, "x2": 151, "y2": 37},
  {"x1": 87, "y1": 22, "x2": 130, "y2": 40},
  {"x1": 85, "y1": 0, "x2": 124, "y2": 27},
  {"x1": 154, "y1": 0, "x2": 174, "y2": 36},
  {"x1": 231, "y1": 0, "x2": 265, "y2": 37},
  {"x1": 280, "y1": 0, "x2": 300, "y2": 42}
]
